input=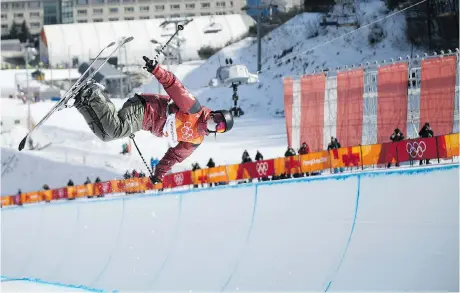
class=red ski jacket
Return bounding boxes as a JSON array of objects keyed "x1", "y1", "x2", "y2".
[{"x1": 140, "y1": 65, "x2": 212, "y2": 180}]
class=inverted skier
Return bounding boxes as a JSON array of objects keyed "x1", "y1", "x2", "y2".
[{"x1": 73, "y1": 56, "x2": 234, "y2": 184}]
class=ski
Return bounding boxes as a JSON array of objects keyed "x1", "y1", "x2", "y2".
[{"x1": 18, "y1": 37, "x2": 134, "y2": 151}]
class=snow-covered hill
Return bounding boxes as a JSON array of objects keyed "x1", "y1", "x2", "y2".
[
  {"x1": 1, "y1": 0, "x2": 421, "y2": 195},
  {"x1": 140, "y1": 0, "x2": 416, "y2": 116}
]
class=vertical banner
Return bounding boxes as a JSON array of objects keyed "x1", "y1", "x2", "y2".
[
  {"x1": 300, "y1": 73, "x2": 326, "y2": 152},
  {"x1": 337, "y1": 69, "x2": 364, "y2": 147},
  {"x1": 284, "y1": 77, "x2": 294, "y2": 147},
  {"x1": 420, "y1": 56, "x2": 457, "y2": 135},
  {"x1": 377, "y1": 62, "x2": 409, "y2": 143}
]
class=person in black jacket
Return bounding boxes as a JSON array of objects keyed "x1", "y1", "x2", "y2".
[
  {"x1": 388, "y1": 128, "x2": 405, "y2": 168},
  {"x1": 242, "y1": 150, "x2": 252, "y2": 163},
  {"x1": 255, "y1": 150, "x2": 264, "y2": 161},
  {"x1": 419, "y1": 122, "x2": 433, "y2": 165},
  {"x1": 206, "y1": 158, "x2": 216, "y2": 168}
]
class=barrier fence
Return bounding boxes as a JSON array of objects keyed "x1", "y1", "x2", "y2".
[{"x1": 2, "y1": 133, "x2": 459, "y2": 208}]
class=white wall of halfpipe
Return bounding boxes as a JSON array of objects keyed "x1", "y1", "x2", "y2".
[{"x1": 1, "y1": 164, "x2": 458, "y2": 292}]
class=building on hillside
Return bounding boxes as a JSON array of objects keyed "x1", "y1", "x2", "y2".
[
  {"x1": 78, "y1": 59, "x2": 130, "y2": 98},
  {"x1": 39, "y1": 13, "x2": 255, "y2": 67},
  {"x1": 1, "y1": 0, "x2": 246, "y2": 38},
  {"x1": 1, "y1": 0, "x2": 42, "y2": 36}
]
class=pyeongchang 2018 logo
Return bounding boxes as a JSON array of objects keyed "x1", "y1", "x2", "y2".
[{"x1": 406, "y1": 141, "x2": 426, "y2": 159}]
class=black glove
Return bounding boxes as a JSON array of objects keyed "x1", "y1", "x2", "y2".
[
  {"x1": 149, "y1": 175, "x2": 162, "y2": 184},
  {"x1": 143, "y1": 56, "x2": 157, "y2": 73}
]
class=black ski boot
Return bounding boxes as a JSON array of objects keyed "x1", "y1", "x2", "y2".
[{"x1": 73, "y1": 79, "x2": 105, "y2": 109}]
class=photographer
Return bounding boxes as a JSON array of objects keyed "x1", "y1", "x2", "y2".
[{"x1": 388, "y1": 128, "x2": 405, "y2": 168}]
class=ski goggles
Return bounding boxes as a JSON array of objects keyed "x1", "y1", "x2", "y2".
[{"x1": 209, "y1": 112, "x2": 226, "y2": 133}]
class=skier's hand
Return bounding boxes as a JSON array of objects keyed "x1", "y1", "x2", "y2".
[
  {"x1": 143, "y1": 56, "x2": 157, "y2": 73},
  {"x1": 149, "y1": 175, "x2": 162, "y2": 184}
]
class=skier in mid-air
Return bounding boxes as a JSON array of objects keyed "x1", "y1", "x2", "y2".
[{"x1": 73, "y1": 56, "x2": 234, "y2": 184}]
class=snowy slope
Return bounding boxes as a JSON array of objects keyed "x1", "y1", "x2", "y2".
[{"x1": 140, "y1": 0, "x2": 415, "y2": 116}]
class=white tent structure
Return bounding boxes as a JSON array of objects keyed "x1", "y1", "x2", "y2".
[{"x1": 39, "y1": 14, "x2": 255, "y2": 67}]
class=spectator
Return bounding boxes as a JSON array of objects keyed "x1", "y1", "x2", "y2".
[
  {"x1": 327, "y1": 137, "x2": 341, "y2": 151},
  {"x1": 242, "y1": 150, "x2": 252, "y2": 163},
  {"x1": 67, "y1": 179, "x2": 74, "y2": 186},
  {"x1": 255, "y1": 150, "x2": 264, "y2": 161},
  {"x1": 123, "y1": 170, "x2": 131, "y2": 179},
  {"x1": 207, "y1": 158, "x2": 216, "y2": 168},
  {"x1": 43, "y1": 184, "x2": 50, "y2": 190},
  {"x1": 298, "y1": 142, "x2": 310, "y2": 155},
  {"x1": 388, "y1": 128, "x2": 405, "y2": 168},
  {"x1": 132, "y1": 170, "x2": 139, "y2": 178},
  {"x1": 150, "y1": 157, "x2": 159, "y2": 171},
  {"x1": 419, "y1": 122, "x2": 434, "y2": 165},
  {"x1": 120, "y1": 143, "x2": 129, "y2": 155},
  {"x1": 327, "y1": 137, "x2": 343, "y2": 173},
  {"x1": 84, "y1": 177, "x2": 91, "y2": 184},
  {"x1": 192, "y1": 163, "x2": 201, "y2": 171},
  {"x1": 95, "y1": 177, "x2": 102, "y2": 183},
  {"x1": 139, "y1": 171, "x2": 146, "y2": 177},
  {"x1": 284, "y1": 147, "x2": 296, "y2": 157}
]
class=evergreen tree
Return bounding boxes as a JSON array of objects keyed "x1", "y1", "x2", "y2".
[
  {"x1": 9, "y1": 21, "x2": 19, "y2": 39},
  {"x1": 19, "y1": 20, "x2": 30, "y2": 43}
]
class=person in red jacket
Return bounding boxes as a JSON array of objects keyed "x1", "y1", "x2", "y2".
[{"x1": 73, "y1": 56, "x2": 234, "y2": 184}]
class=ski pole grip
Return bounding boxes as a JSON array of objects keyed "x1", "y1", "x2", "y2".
[{"x1": 142, "y1": 56, "x2": 151, "y2": 64}]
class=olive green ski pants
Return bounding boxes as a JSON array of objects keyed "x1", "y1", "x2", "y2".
[{"x1": 76, "y1": 87, "x2": 146, "y2": 142}]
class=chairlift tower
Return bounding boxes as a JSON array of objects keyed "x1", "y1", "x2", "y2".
[{"x1": 158, "y1": 18, "x2": 193, "y2": 64}]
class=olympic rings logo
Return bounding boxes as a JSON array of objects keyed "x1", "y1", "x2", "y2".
[
  {"x1": 256, "y1": 162, "x2": 269, "y2": 176},
  {"x1": 406, "y1": 141, "x2": 426, "y2": 159},
  {"x1": 174, "y1": 173, "x2": 184, "y2": 186},
  {"x1": 181, "y1": 122, "x2": 193, "y2": 141}
]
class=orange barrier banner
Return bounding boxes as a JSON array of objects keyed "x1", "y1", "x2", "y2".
[
  {"x1": 443, "y1": 133, "x2": 460, "y2": 158},
  {"x1": 124, "y1": 178, "x2": 144, "y2": 193},
  {"x1": 1, "y1": 196, "x2": 12, "y2": 207},
  {"x1": 231, "y1": 160, "x2": 276, "y2": 180},
  {"x1": 41, "y1": 190, "x2": 53, "y2": 202},
  {"x1": 27, "y1": 191, "x2": 42, "y2": 203},
  {"x1": 361, "y1": 144, "x2": 382, "y2": 166},
  {"x1": 94, "y1": 182, "x2": 112, "y2": 196},
  {"x1": 110, "y1": 180, "x2": 125, "y2": 193},
  {"x1": 300, "y1": 151, "x2": 330, "y2": 173},
  {"x1": 207, "y1": 166, "x2": 228, "y2": 183},
  {"x1": 330, "y1": 146, "x2": 362, "y2": 168},
  {"x1": 192, "y1": 169, "x2": 208, "y2": 185},
  {"x1": 67, "y1": 187, "x2": 77, "y2": 199},
  {"x1": 74, "y1": 185, "x2": 90, "y2": 198},
  {"x1": 226, "y1": 164, "x2": 243, "y2": 181}
]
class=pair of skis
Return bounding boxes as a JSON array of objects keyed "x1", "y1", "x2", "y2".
[{"x1": 18, "y1": 36, "x2": 134, "y2": 151}]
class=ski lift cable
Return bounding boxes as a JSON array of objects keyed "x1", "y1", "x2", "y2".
[{"x1": 259, "y1": 0, "x2": 428, "y2": 74}]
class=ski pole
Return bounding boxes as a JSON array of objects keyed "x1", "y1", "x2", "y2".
[{"x1": 145, "y1": 23, "x2": 187, "y2": 65}]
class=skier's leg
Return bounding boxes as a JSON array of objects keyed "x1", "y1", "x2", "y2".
[{"x1": 75, "y1": 83, "x2": 145, "y2": 142}]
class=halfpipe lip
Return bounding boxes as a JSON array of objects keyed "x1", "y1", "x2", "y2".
[{"x1": 1, "y1": 163, "x2": 458, "y2": 211}]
